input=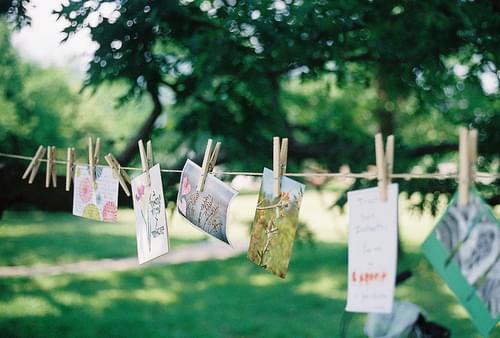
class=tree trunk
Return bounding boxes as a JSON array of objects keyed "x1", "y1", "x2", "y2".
[
  {"x1": 117, "y1": 89, "x2": 163, "y2": 165},
  {"x1": 374, "y1": 76, "x2": 395, "y2": 136}
]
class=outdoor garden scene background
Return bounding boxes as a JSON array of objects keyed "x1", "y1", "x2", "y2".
[{"x1": 0, "y1": 0, "x2": 499, "y2": 337}]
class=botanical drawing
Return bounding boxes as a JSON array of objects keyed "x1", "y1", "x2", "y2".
[
  {"x1": 135, "y1": 185, "x2": 165, "y2": 253},
  {"x1": 131, "y1": 164, "x2": 169, "y2": 264},
  {"x1": 176, "y1": 160, "x2": 236, "y2": 243},
  {"x1": 248, "y1": 168, "x2": 304, "y2": 278},
  {"x1": 72, "y1": 164, "x2": 118, "y2": 223}
]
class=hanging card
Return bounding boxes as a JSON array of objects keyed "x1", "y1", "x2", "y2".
[
  {"x1": 421, "y1": 188, "x2": 499, "y2": 337},
  {"x1": 176, "y1": 159, "x2": 237, "y2": 244},
  {"x1": 247, "y1": 168, "x2": 305, "y2": 279},
  {"x1": 72, "y1": 165, "x2": 119, "y2": 222},
  {"x1": 131, "y1": 164, "x2": 169, "y2": 264},
  {"x1": 346, "y1": 183, "x2": 399, "y2": 313}
]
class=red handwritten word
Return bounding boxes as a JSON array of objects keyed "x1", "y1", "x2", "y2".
[{"x1": 352, "y1": 271, "x2": 388, "y2": 283}]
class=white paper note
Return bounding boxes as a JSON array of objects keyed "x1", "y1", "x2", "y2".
[
  {"x1": 131, "y1": 164, "x2": 169, "y2": 264},
  {"x1": 346, "y1": 183, "x2": 398, "y2": 313}
]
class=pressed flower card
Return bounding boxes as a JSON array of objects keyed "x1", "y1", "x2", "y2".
[
  {"x1": 346, "y1": 183, "x2": 398, "y2": 314},
  {"x1": 73, "y1": 164, "x2": 119, "y2": 222},
  {"x1": 131, "y1": 164, "x2": 169, "y2": 264},
  {"x1": 176, "y1": 159, "x2": 237, "y2": 244},
  {"x1": 421, "y1": 188, "x2": 499, "y2": 337},
  {"x1": 247, "y1": 168, "x2": 305, "y2": 279}
]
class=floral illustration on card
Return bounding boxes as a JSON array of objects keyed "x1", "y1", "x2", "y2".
[
  {"x1": 247, "y1": 168, "x2": 305, "y2": 279},
  {"x1": 72, "y1": 165, "x2": 118, "y2": 222},
  {"x1": 176, "y1": 159, "x2": 237, "y2": 244},
  {"x1": 131, "y1": 164, "x2": 169, "y2": 264}
]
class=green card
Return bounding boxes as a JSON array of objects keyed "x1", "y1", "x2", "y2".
[{"x1": 421, "y1": 188, "x2": 499, "y2": 337}]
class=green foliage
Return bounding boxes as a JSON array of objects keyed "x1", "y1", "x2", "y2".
[
  {"x1": 2, "y1": 1, "x2": 499, "y2": 208},
  {"x1": 51, "y1": 0, "x2": 498, "y2": 206},
  {"x1": 0, "y1": 19, "x2": 154, "y2": 164}
]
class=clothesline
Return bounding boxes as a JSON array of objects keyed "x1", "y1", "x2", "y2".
[{"x1": 0, "y1": 151, "x2": 499, "y2": 181}]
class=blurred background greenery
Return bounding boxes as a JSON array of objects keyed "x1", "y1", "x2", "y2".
[{"x1": 0, "y1": 0, "x2": 499, "y2": 337}]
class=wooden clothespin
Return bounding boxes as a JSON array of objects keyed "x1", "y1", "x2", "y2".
[
  {"x1": 65, "y1": 147, "x2": 75, "y2": 191},
  {"x1": 45, "y1": 146, "x2": 57, "y2": 188},
  {"x1": 197, "y1": 138, "x2": 221, "y2": 192},
  {"x1": 138, "y1": 139, "x2": 154, "y2": 186},
  {"x1": 88, "y1": 137, "x2": 100, "y2": 186},
  {"x1": 105, "y1": 153, "x2": 132, "y2": 196},
  {"x1": 273, "y1": 136, "x2": 288, "y2": 199},
  {"x1": 22, "y1": 145, "x2": 46, "y2": 184},
  {"x1": 375, "y1": 133, "x2": 394, "y2": 201},
  {"x1": 458, "y1": 127, "x2": 478, "y2": 207}
]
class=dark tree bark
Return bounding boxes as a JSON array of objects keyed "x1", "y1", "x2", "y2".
[
  {"x1": 116, "y1": 89, "x2": 163, "y2": 165},
  {"x1": 0, "y1": 162, "x2": 133, "y2": 217},
  {"x1": 374, "y1": 76, "x2": 395, "y2": 136}
]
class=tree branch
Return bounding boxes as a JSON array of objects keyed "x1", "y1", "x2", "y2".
[
  {"x1": 407, "y1": 143, "x2": 457, "y2": 157},
  {"x1": 117, "y1": 88, "x2": 163, "y2": 165}
]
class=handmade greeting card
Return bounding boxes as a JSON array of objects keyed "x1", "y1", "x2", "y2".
[
  {"x1": 131, "y1": 164, "x2": 169, "y2": 264},
  {"x1": 421, "y1": 188, "x2": 499, "y2": 337},
  {"x1": 346, "y1": 183, "x2": 399, "y2": 314},
  {"x1": 72, "y1": 164, "x2": 119, "y2": 222},
  {"x1": 247, "y1": 168, "x2": 305, "y2": 279},
  {"x1": 176, "y1": 159, "x2": 237, "y2": 244}
]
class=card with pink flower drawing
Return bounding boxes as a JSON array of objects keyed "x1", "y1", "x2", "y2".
[
  {"x1": 72, "y1": 165, "x2": 119, "y2": 222},
  {"x1": 131, "y1": 164, "x2": 169, "y2": 264},
  {"x1": 176, "y1": 159, "x2": 237, "y2": 244}
]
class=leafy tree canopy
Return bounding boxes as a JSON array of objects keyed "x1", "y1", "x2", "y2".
[{"x1": 3, "y1": 0, "x2": 500, "y2": 207}]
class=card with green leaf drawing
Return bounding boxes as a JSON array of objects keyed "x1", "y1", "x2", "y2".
[
  {"x1": 176, "y1": 159, "x2": 237, "y2": 244},
  {"x1": 421, "y1": 188, "x2": 499, "y2": 337},
  {"x1": 248, "y1": 168, "x2": 305, "y2": 278},
  {"x1": 72, "y1": 164, "x2": 119, "y2": 222},
  {"x1": 131, "y1": 164, "x2": 169, "y2": 264}
]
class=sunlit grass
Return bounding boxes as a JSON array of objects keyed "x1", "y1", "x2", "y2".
[
  {"x1": 1, "y1": 190, "x2": 447, "y2": 267},
  {"x1": 0, "y1": 191, "x2": 498, "y2": 337},
  {"x1": 0, "y1": 210, "x2": 203, "y2": 266},
  {"x1": 0, "y1": 244, "x2": 492, "y2": 337}
]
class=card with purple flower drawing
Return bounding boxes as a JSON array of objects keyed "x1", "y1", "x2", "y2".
[
  {"x1": 176, "y1": 159, "x2": 237, "y2": 244},
  {"x1": 131, "y1": 164, "x2": 169, "y2": 264}
]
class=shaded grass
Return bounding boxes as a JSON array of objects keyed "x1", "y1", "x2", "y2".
[
  {"x1": 1, "y1": 193, "x2": 498, "y2": 337},
  {"x1": 0, "y1": 243, "x2": 495, "y2": 337},
  {"x1": 0, "y1": 211, "x2": 200, "y2": 266}
]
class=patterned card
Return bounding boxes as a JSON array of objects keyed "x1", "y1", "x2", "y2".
[
  {"x1": 247, "y1": 168, "x2": 305, "y2": 278},
  {"x1": 176, "y1": 159, "x2": 237, "y2": 244},
  {"x1": 421, "y1": 188, "x2": 499, "y2": 337},
  {"x1": 131, "y1": 164, "x2": 169, "y2": 264},
  {"x1": 346, "y1": 184, "x2": 399, "y2": 314},
  {"x1": 72, "y1": 164, "x2": 119, "y2": 222}
]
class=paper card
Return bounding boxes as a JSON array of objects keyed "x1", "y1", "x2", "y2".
[
  {"x1": 346, "y1": 183, "x2": 399, "y2": 314},
  {"x1": 176, "y1": 159, "x2": 237, "y2": 244},
  {"x1": 247, "y1": 168, "x2": 305, "y2": 279},
  {"x1": 72, "y1": 164, "x2": 119, "y2": 222},
  {"x1": 421, "y1": 188, "x2": 499, "y2": 337},
  {"x1": 131, "y1": 164, "x2": 169, "y2": 264}
]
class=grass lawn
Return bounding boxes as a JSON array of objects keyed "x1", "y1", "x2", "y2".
[
  {"x1": 0, "y1": 190, "x2": 498, "y2": 337},
  {"x1": 0, "y1": 244, "x2": 490, "y2": 337},
  {"x1": 0, "y1": 210, "x2": 205, "y2": 266}
]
